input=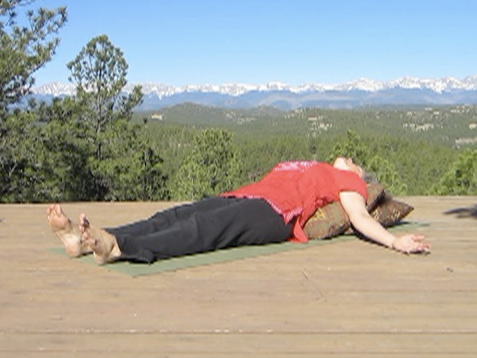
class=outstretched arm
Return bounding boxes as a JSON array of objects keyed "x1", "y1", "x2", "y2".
[{"x1": 339, "y1": 191, "x2": 431, "y2": 254}]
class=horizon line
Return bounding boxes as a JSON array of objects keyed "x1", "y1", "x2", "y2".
[{"x1": 34, "y1": 74, "x2": 477, "y2": 88}]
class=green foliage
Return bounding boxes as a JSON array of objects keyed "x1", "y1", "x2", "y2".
[
  {"x1": 140, "y1": 123, "x2": 198, "y2": 192},
  {"x1": 0, "y1": 30, "x2": 167, "y2": 203},
  {"x1": 0, "y1": 0, "x2": 67, "y2": 202},
  {"x1": 325, "y1": 130, "x2": 407, "y2": 195},
  {"x1": 86, "y1": 119, "x2": 167, "y2": 201},
  {"x1": 67, "y1": 34, "x2": 143, "y2": 159},
  {"x1": 327, "y1": 130, "x2": 372, "y2": 167},
  {"x1": 432, "y1": 149, "x2": 477, "y2": 195},
  {"x1": 0, "y1": 111, "x2": 45, "y2": 202},
  {"x1": 367, "y1": 155, "x2": 407, "y2": 195},
  {"x1": 36, "y1": 99, "x2": 168, "y2": 202},
  {"x1": 37, "y1": 97, "x2": 93, "y2": 201},
  {"x1": 58, "y1": 34, "x2": 167, "y2": 201},
  {"x1": 0, "y1": 0, "x2": 67, "y2": 117},
  {"x1": 171, "y1": 128, "x2": 241, "y2": 200}
]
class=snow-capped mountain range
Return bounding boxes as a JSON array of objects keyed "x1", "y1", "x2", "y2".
[{"x1": 32, "y1": 76, "x2": 477, "y2": 110}]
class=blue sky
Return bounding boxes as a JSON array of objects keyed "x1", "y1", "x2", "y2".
[{"x1": 31, "y1": 0, "x2": 477, "y2": 86}]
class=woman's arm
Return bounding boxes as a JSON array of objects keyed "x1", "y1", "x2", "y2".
[{"x1": 339, "y1": 191, "x2": 431, "y2": 254}]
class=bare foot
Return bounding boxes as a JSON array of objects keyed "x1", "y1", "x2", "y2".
[
  {"x1": 79, "y1": 214, "x2": 122, "y2": 265},
  {"x1": 47, "y1": 204, "x2": 92, "y2": 257}
]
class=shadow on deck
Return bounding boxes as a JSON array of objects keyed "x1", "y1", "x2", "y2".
[{"x1": 444, "y1": 203, "x2": 477, "y2": 219}]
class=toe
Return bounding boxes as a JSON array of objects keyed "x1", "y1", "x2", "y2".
[
  {"x1": 54, "y1": 204, "x2": 62, "y2": 216},
  {"x1": 79, "y1": 214, "x2": 90, "y2": 232}
]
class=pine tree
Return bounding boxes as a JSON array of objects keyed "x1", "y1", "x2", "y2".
[
  {"x1": 172, "y1": 128, "x2": 241, "y2": 200},
  {"x1": 0, "y1": 0, "x2": 67, "y2": 117},
  {"x1": 65, "y1": 34, "x2": 165, "y2": 201},
  {"x1": 0, "y1": 0, "x2": 67, "y2": 202},
  {"x1": 433, "y1": 149, "x2": 477, "y2": 195}
]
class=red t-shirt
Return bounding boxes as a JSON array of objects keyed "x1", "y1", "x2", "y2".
[{"x1": 221, "y1": 161, "x2": 367, "y2": 243}]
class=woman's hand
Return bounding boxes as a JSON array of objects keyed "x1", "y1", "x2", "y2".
[
  {"x1": 391, "y1": 234, "x2": 431, "y2": 254},
  {"x1": 340, "y1": 191, "x2": 431, "y2": 255}
]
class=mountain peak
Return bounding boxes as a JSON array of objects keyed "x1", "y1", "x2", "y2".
[
  {"x1": 33, "y1": 75, "x2": 477, "y2": 97},
  {"x1": 32, "y1": 75, "x2": 477, "y2": 110}
]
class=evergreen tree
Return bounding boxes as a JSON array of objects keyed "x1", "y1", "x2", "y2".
[
  {"x1": 67, "y1": 34, "x2": 143, "y2": 160},
  {"x1": 327, "y1": 130, "x2": 372, "y2": 167},
  {"x1": 65, "y1": 34, "x2": 167, "y2": 201},
  {"x1": 367, "y1": 155, "x2": 407, "y2": 196},
  {"x1": 86, "y1": 118, "x2": 168, "y2": 201},
  {"x1": 172, "y1": 128, "x2": 241, "y2": 200},
  {"x1": 0, "y1": 0, "x2": 67, "y2": 202},
  {"x1": 327, "y1": 130, "x2": 407, "y2": 195},
  {"x1": 0, "y1": 0, "x2": 67, "y2": 117},
  {"x1": 38, "y1": 97, "x2": 95, "y2": 201},
  {"x1": 0, "y1": 109, "x2": 46, "y2": 202},
  {"x1": 432, "y1": 149, "x2": 477, "y2": 195}
]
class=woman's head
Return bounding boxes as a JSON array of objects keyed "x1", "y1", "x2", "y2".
[{"x1": 333, "y1": 157, "x2": 365, "y2": 179}]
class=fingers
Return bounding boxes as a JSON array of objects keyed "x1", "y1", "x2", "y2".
[
  {"x1": 397, "y1": 234, "x2": 431, "y2": 254},
  {"x1": 412, "y1": 235, "x2": 431, "y2": 252},
  {"x1": 410, "y1": 240, "x2": 431, "y2": 254},
  {"x1": 411, "y1": 234, "x2": 426, "y2": 242}
]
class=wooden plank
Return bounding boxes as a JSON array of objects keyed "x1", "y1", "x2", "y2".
[{"x1": 1, "y1": 333, "x2": 477, "y2": 355}]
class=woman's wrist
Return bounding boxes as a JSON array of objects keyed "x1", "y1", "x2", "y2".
[{"x1": 388, "y1": 236, "x2": 398, "y2": 250}]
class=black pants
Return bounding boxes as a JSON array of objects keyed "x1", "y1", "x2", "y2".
[{"x1": 106, "y1": 197, "x2": 293, "y2": 263}]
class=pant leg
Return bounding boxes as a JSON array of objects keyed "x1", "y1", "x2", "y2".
[
  {"x1": 106, "y1": 197, "x2": 228, "y2": 239},
  {"x1": 115, "y1": 198, "x2": 292, "y2": 263}
]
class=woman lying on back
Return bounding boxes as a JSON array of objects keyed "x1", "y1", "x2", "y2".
[{"x1": 47, "y1": 157, "x2": 430, "y2": 264}]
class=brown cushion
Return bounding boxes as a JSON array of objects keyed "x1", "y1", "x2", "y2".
[
  {"x1": 303, "y1": 201, "x2": 351, "y2": 240},
  {"x1": 370, "y1": 194, "x2": 414, "y2": 227},
  {"x1": 303, "y1": 183, "x2": 385, "y2": 240}
]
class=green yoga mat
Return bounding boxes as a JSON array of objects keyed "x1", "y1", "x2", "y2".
[{"x1": 49, "y1": 222, "x2": 426, "y2": 277}]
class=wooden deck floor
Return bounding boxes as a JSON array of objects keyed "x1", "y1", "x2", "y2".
[{"x1": 1, "y1": 197, "x2": 476, "y2": 357}]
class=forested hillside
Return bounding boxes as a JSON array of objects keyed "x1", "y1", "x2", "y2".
[{"x1": 142, "y1": 103, "x2": 477, "y2": 146}]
